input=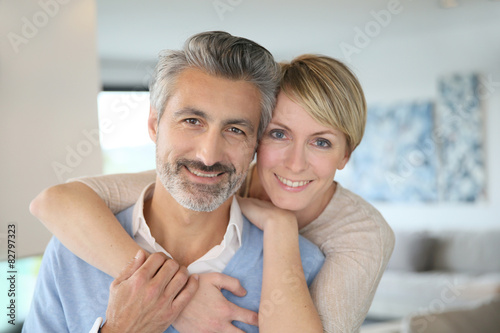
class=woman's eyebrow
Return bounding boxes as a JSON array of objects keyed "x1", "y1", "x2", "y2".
[
  {"x1": 311, "y1": 130, "x2": 338, "y2": 137},
  {"x1": 270, "y1": 121, "x2": 338, "y2": 137},
  {"x1": 269, "y1": 121, "x2": 291, "y2": 131}
]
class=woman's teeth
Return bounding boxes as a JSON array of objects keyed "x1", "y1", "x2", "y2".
[{"x1": 277, "y1": 175, "x2": 311, "y2": 188}]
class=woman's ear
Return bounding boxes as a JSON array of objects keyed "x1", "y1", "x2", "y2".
[
  {"x1": 148, "y1": 106, "x2": 159, "y2": 143},
  {"x1": 337, "y1": 149, "x2": 351, "y2": 171}
]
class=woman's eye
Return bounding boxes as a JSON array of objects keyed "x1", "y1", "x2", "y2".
[
  {"x1": 314, "y1": 139, "x2": 331, "y2": 148},
  {"x1": 270, "y1": 130, "x2": 286, "y2": 140}
]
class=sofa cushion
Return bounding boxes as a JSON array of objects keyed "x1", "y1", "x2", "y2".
[
  {"x1": 367, "y1": 271, "x2": 500, "y2": 319},
  {"x1": 432, "y1": 230, "x2": 500, "y2": 274},
  {"x1": 403, "y1": 295, "x2": 500, "y2": 333},
  {"x1": 386, "y1": 231, "x2": 435, "y2": 272}
]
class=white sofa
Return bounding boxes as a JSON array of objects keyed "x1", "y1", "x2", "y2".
[
  {"x1": 367, "y1": 229, "x2": 500, "y2": 320},
  {"x1": 361, "y1": 296, "x2": 500, "y2": 333},
  {"x1": 402, "y1": 295, "x2": 500, "y2": 333}
]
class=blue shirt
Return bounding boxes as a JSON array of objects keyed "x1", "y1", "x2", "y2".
[{"x1": 23, "y1": 205, "x2": 325, "y2": 333}]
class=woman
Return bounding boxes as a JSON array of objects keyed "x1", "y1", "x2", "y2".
[{"x1": 31, "y1": 55, "x2": 394, "y2": 332}]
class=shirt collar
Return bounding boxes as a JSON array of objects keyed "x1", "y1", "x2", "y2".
[{"x1": 227, "y1": 196, "x2": 244, "y2": 247}]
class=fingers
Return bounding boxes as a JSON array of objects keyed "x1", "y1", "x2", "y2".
[
  {"x1": 153, "y1": 259, "x2": 197, "y2": 309},
  {"x1": 212, "y1": 273, "x2": 247, "y2": 297},
  {"x1": 221, "y1": 325, "x2": 247, "y2": 333},
  {"x1": 136, "y1": 252, "x2": 171, "y2": 280},
  {"x1": 114, "y1": 249, "x2": 147, "y2": 284},
  {"x1": 171, "y1": 273, "x2": 199, "y2": 312},
  {"x1": 231, "y1": 306, "x2": 259, "y2": 327},
  {"x1": 158, "y1": 263, "x2": 187, "y2": 303},
  {"x1": 208, "y1": 273, "x2": 258, "y2": 327},
  {"x1": 153, "y1": 256, "x2": 180, "y2": 291}
]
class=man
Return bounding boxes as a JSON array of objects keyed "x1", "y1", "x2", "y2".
[{"x1": 23, "y1": 31, "x2": 324, "y2": 333}]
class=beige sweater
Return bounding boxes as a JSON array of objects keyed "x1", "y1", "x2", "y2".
[{"x1": 77, "y1": 169, "x2": 394, "y2": 333}]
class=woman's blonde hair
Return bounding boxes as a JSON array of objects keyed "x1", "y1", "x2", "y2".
[{"x1": 280, "y1": 55, "x2": 367, "y2": 155}]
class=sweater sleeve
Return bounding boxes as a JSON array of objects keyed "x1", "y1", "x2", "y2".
[
  {"x1": 301, "y1": 187, "x2": 395, "y2": 333},
  {"x1": 69, "y1": 170, "x2": 156, "y2": 214}
]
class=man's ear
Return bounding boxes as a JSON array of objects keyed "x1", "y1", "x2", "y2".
[{"x1": 148, "y1": 106, "x2": 159, "y2": 143}]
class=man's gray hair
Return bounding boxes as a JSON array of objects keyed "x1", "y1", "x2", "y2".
[{"x1": 149, "y1": 31, "x2": 280, "y2": 139}]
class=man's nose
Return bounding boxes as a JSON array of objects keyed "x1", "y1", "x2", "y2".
[{"x1": 195, "y1": 129, "x2": 225, "y2": 167}]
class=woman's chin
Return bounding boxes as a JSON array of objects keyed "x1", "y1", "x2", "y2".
[{"x1": 270, "y1": 196, "x2": 306, "y2": 213}]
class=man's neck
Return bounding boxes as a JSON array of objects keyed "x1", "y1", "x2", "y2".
[{"x1": 143, "y1": 178, "x2": 232, "y2": 267}]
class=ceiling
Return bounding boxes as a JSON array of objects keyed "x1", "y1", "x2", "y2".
[
  {"x1": 95, "y1": 0, "x2": 500, "y2": 89},
  {"x1": 96, "y1": 0, "x2": 500, "y2": 62}
]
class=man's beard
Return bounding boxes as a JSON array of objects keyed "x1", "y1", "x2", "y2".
[{"x1": 157, "y1": 155, "x2": 246, "y2": 212}]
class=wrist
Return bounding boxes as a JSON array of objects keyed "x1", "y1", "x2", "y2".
[
  {"x1": 263, "y1": 212, "x2": 298, "y2": 234},
  {"x1": 99, "y1": 322, "x2": 121, "y2": 333}
]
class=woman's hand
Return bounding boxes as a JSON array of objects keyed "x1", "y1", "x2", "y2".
[
  {"x1": 172, "y1": 272, "x2": 258, "y2": 333},
  {"x1": 237, "y1": 197, "x2": 298, "y2": 231}
]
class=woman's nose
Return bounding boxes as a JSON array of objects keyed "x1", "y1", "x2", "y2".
[{"x1": 284, "y1": 143, "x2": 308, "y2": 173}]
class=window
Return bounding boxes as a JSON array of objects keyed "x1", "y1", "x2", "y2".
[{"x1": 97, "y1": 91, "x2": 155, "y2": 174}]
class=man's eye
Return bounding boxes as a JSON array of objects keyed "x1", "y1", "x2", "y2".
[
  {"x1": 228, "y1": 127, "x2": 245, "y2": 135},
  {"x1": 270, "y1": 130, "x2": 286, "y2": 140},
  {"x1": 185, "y1": 118, "x2": 200, "y2": 125}
]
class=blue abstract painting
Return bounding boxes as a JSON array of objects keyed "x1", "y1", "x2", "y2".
[
  {"x1": 336, "y1": 73, "x2": 486, "y2": 203},
  {"x1": 435, "y1": 74, "x2": 486, "y2": 202},
  {"x1": 337, "y1": 101, "x2": 438, "y2": 202}
]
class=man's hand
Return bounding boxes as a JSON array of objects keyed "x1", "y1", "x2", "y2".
[
  {"x1": 173, "y1": 272, "x2": 258, "y2": 333},
  {"x1": 101, "y1": 250, "x2": 198, "y2": 333}
]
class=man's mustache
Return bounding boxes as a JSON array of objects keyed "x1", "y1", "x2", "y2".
[{"x1": 176, "y1": 159, "x2": 236, "y2": 174}]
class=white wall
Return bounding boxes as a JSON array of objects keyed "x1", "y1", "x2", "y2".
[{"x1": 0, "y1": 0, "x2": 101, "y2": 258}]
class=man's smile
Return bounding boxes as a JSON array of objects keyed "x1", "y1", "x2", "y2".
[{"x1": 187, "y1": 167, "x2": 224, "y2": 178}]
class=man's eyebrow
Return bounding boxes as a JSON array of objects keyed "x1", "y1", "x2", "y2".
[{"x1": 173, "y1": 107, "x2": 212, "y2": 121}]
